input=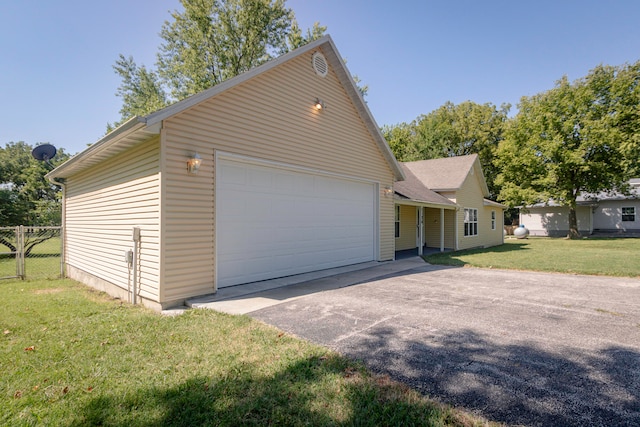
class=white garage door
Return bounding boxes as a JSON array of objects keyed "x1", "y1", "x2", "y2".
[{"x1": 217, "y1": 157, "x2": 376, "y2": 287}]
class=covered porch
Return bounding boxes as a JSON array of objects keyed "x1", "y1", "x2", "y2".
[{"x1": 395, "y1": 200, "x2": 458, "y2": 257}]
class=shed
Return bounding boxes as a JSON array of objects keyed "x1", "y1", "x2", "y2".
[{"x1": 47, "y1": 36, "x2": 404, "y2": 310}]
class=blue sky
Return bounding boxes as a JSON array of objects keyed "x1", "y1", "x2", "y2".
[{"x1": 1, "y1": 1, "x2": 639, "y2": 155}]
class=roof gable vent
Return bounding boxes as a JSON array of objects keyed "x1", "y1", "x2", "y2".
[{"x1": 312, "y1": 52, "x2": 328, "y2": 77}]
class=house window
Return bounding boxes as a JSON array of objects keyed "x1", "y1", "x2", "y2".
[
  {"x1": 491, "y1": 210, "x2": 496, "y2": 230},
  {"x1": 622, "y1": 207, "x2": 635, "y2": 222},
  {"x1": 464, "y1": 208, "x2": 478, "y2": 236},
  {"x1": 395, "y1": 205, "x2": 400, "y2": 238}
]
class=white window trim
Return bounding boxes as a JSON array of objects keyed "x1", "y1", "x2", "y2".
[
  {"x1": 622, "y1": 206, "x2": 636, "y2": 222},
  {"x1": 464, "y1": 208, "x2": 478, "y2": 237},
  {"x1": 491, "y1": 210, "x2": 496, "y2": 230},
  {"x1": 395, "y1": 205, "x2": 400, "y2": 238}
]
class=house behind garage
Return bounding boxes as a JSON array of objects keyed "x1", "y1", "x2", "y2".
[
  {"x1": 47, "y1": 36, "x2": 404, "y2": 310},
  {"x1": 394, "y1": 155, "x2": 504, "y2": 254}
]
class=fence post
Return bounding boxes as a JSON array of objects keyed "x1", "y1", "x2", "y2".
[{"x1": 16, "y1": 226, "x2": 25, "y2": 279}]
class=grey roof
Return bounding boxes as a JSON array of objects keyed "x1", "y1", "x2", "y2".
[
  {"x1": 394, "y1": 165, "x2": 457, "y2": 208},
  {"x1": 579, "y1": 183, "x2": 640, "y2": 202},
  {"x1": 526, "y1": 180, "x2": 640, "y2": 208},
  {"x1": 48, "y1": 35, "x2": 404, "y2": 182},
  {"x1": 484, "y1": 198, "x2": 506, "y2": 208},
  {"x1": 400, "y1": 154, "x2": 489, "y2": 195}
]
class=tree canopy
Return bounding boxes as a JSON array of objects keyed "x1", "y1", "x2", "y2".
[
  {"x1": 382, "y1": 101, "x2": 510, "y2": 198},
  {"x1": 495, "y1": 60, "x2": 640, "y2": 238},
  {"x1": 110, "y1": 0, "x2": 327, "y2": 129},
  {"x1": 0, "y1": 142, "x2": 70, "y2": 226}
]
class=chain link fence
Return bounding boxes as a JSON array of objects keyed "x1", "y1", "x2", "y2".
[{"x1": 0, "y1": 226, "x2": 63, "y2": 280}]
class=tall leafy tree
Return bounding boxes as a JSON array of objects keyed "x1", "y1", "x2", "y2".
[
  {"x1": 381, "y1": 122, "x2": 419, "y2": 163},
  {"x1": 286, "y1": 20, "x2": 327, "y2": 51},
  {"x1": 0, "y1": 142, "x2": 70, "y2": 226},
  {"x1": 495, "y1": 61, "x2": 640, "y2": 238},
  {"x1": 383, "y1": 101, "x2": 509, "y2": 198},
  {"x1": 111, "y1": 0, "x2": 329, "y2": 128},
  {"x1": 157, "y1": 0, "x2": 292, "y2": 100},
  {"x1": 109, "y1": 56, "x2": 168, "y2": 132}
]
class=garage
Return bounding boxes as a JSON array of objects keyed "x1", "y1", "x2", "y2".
[
  {"x1": 216, "y1": 156, "x2": 377, "y2": 287},
  {"x1": 49, "y1": 36, "x2": 403, "y2": 310}
]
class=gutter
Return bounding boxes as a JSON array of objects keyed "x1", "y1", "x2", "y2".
[{"x1": 45, "y1": 117, "x2": 148, "y2": 181}]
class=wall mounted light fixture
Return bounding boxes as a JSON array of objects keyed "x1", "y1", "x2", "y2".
[
  {"x1": 314, "y1": 98, "x2": 325, "y2": 110},
  {"x1": 384, "y1": 186, "x2": 393, "y2": 197},
  {"x1": 187, "y1": 153, "x2": 202, "y2": 174}
]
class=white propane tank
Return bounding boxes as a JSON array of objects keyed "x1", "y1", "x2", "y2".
[{"x1": 514, "y1": 224, "x2": 529, "y2": 239}]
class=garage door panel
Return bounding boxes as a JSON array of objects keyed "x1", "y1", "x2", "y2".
[{"x1": 217, "y1": 158, "x2": 376, "y2": 288}]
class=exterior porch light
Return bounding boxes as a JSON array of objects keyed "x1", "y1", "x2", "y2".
[
  {"x1": 187, "y1": 153, "x2": 202, "y2": 174},
  {"x1": 384, "y1": 186, "x2": 393, "y2": 197},
  {"x1": 314, "y1": 98, "x2": 325, "y2": 110}
]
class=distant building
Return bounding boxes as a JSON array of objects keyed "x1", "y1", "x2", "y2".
[{"x1": 520, "y1": 179, "x2": 640, "y2": 236}]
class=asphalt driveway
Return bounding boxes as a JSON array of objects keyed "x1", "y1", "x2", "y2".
[{"x1": 250, "y1": 262, "x2": 640, "y2": 426}]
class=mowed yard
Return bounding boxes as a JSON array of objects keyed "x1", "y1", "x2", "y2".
[
  {"x1": 425, "y1": 237, "x2": 640, "y2": 277},
  {"x1": 1, "y1": 278, "x2": 492, "y2": 426},
  {"x1": 2, "y1": 237, "x2": 637, "y2": 426}
]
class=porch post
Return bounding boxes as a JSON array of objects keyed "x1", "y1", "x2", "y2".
[
  {"x1": 440, "y1": 208, "x2": 445, "y2": 252},
  {"x1": 454, "y1": 208, "x2": 459, "y2": 251},
  {"x1": 417, "y1": 207, "x2": 424, "y2": 256}
]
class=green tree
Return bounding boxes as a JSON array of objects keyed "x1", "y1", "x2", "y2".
[
  {"x1": 286, "y1": 20, "x2": 327, "y2": 50},
  {"x1": 109, "y1": 56, "x2": 168, "y2": 132},
  {"x1": 495, "y1": 61, "x2": 640, "y2": 239},
  {"x1": 0, "y1": 142, "x2": 70, "y2": 227},
  {"x1": 383, "y1": 101, "x2": 509, "y2": 198},
  {"x1": 381, "y1": 122, "x2": 418, "y2": 162},
  {"x1": 111, "y1": 0, "x2": 331, "y2": 129}
]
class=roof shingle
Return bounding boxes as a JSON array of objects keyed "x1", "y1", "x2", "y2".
[{"x1": 400, "y1": 154, "x2": 479, "y2": 191}]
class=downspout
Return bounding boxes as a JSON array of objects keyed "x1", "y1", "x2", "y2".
[
  {"x1": 48, "y1": 176, "x2": 66, "y2": 277},
  {"x1": 132, "y1": 227, "x2": 141, "y2": 304},
  {"x1": 502, "y1": 208, "x2": 505, "y2": 244}
]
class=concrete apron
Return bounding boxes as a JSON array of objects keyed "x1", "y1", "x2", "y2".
[{"x1": 183, "y1": 257, "x2": 427, "y2": 315}]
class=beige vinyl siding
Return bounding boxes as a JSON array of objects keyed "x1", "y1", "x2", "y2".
[
  {"x1": 395, "y1": 205, "x2": 417, "y2": 251},
  {"x1": 480, "y1": 205, "x2": 503, "y2": 247},
  {"x1": 379, "y1": 191, "x2": 395, "y2": 260},
  {"x1": 160, "y1": 47, "x2": 395, "y2": 299},
  {"x1": 454, "y1": 167, "x2": 502, "y2": 250},
  {"x1": 64, "y1": 137, "x2": 161, "y2": 301},
  {"x1": 159, "y1": 137, "x2": 215, "y2": 302},
  {"x1": 424, "y1": 208, "x2": 456, "y2": 249}
]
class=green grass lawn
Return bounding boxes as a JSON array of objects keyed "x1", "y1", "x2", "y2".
[
  {"x1": 425, "y1": 237, "x2": 640, "y2": 277},
  {"x1": 1, "y1": 278, "x2": 493, "y2": 426}
]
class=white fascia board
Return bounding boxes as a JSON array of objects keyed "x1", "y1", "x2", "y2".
[
  {"x1": 483, "y1": 199, "x2": 506, "y2": 209},
  {"x1": 395, "y1": 198, "x2": 458, "y2": 210},
  {"x1": 46, "y1": 117, "x2": 150, "y2": 180}
]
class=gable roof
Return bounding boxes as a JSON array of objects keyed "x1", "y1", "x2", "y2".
[
  {"x1": 48, "y1": 35, "x2": 404, "y2": 181},
  {"x1": 400, "y1": 154, "x2": 489, "y2": 196},
  {"x1": 394, "y1": 165, "x2": 457, "y2": 208}
]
